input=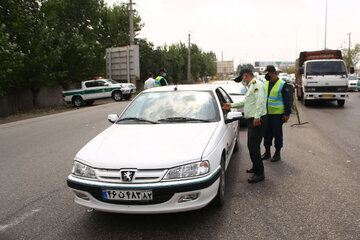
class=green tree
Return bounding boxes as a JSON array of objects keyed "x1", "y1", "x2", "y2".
[{"x1": 342, "y1": 43, "x2": 360, "y2": 72}]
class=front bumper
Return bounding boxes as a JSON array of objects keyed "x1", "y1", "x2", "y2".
[
  {"x1": 67, "y1": 168, "x2": 220, "y2": 214},
  {"x1": 303, "y1": 92, "x2": 349, "y2": 100}
]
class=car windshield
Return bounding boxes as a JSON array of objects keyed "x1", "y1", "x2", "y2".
[
  {"x1": 348, "y1": 76, "x2": 357, "y2": 80},
  {"x1": 118, "y1": 91, "x2": 220, "y2": 124},
  {"x1": 306, "y1": 61, "x2": 347, "y2": 75}
]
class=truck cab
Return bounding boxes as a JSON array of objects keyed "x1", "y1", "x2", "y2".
[{"x1": 295, "y1": 50, "x2": 351, "y2": 107}]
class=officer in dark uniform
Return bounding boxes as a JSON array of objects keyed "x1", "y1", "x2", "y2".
[{"x1": 261, "y1": 65, "x2": 292, "y2": 162}]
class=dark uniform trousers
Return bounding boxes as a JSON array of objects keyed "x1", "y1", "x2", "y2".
[
  {"x1": 247, "y1": 116, "x2": 267, "y2": 175},
  {"x1": 264, "y1": 114, "x2": 283, "y2": 149}
]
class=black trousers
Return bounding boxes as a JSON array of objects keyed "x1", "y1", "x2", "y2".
[
  {"x1": 264, "y1": 114, "x2": 284, "y2": 149},
  {"x1": 247, "y1": 116, "x2": 267, "y2": 175}
]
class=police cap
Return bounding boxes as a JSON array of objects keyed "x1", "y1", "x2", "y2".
[{"x1": 234, "y1": 68, "x2": 253, "y2": 82}]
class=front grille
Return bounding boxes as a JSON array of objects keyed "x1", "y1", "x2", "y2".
[{"x1": 96, "y1": 168, "x2": 167, "y2": 183}]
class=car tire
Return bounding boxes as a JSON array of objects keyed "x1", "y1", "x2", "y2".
[
  {"x1": 72, "y1": 96, "x2": 84, "y2": 107},
  {"x1": 296, "y1": 88, "x2": 302, "y2": 101},
  {"x1": 112, "y1": 91, "x2": 122, "y2": 101},
  {"x1": 337, "y1": 100, "x2": 345, "y2": 107},
  {"x1": 301, "y1": 94, "x2": 309, "y2": 106},
  {"x1": 233, "y1": 138, "x2": 239, "y2": 153},
  {"x1": 212, "y1": 156, "x2": 226, "y2": 206}
]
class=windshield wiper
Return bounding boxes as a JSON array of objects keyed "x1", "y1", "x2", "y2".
[
  {"x1": 158, "y1": 117, "x2": 211, "y2": 123},
  {"x1": 117, "y1": 117, "x2": 159, "y2": 124}
]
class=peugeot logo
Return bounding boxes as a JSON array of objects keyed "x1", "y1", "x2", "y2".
[{"x1": 121, "y1": 170, "x2": 135, "y2": 182}]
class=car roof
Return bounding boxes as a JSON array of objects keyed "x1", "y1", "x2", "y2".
[{"x1": 144, "y1": 84, "x2": 221, "y2": 93}]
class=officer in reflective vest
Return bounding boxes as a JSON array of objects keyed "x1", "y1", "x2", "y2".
[
  {"x1": 261, "y1": 65, "x2": 291, "y2": 162},
  {"x1": 155, "y1": 68, "x2": 168, "y2": 87}
]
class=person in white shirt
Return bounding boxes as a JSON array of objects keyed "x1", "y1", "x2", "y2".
[{"x1": 144, "y1": 72, "x2": 155, "y2": 90}]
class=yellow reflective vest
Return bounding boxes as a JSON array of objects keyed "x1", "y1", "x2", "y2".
[
  {"x1": 265, "y1": 79, "x2": 285, "y2": 114},
  {"x1": 155, "y1": 76, "x2": 168, "y2": 87}
]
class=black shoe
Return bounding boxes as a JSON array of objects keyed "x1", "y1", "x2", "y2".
[
  {"x1": 270, "y1": 154, "x2": 281, "y2": 162},
  {"x1": 246, "y1": 168, "x2": 254, "y2": 173},
  {"x1": 261, "y1": 152, "x2": 271, "y2": 160},
  {"x1": 248, "y1": 174, "x2": 265, "y2": 183}
]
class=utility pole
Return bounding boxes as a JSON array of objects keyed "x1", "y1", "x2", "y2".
[
  {"x1": 129, "y1": 0, "x2": 135, "y2": 46},
  {"x1": 187, "y1": 33, "x2": 191, "y2": 82},
  {"x1": 348, "y1": 32, "x2": 351, "y2": 52},
  {"x1": 324, "y1": 0, "x2": 328, "y2": 49}
]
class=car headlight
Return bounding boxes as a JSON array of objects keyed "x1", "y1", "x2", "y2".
[
  {"x1": 72, "y1": 161, "x2": 97, "y2": 179},
  {"x1": 163, "y1": 161, "x2": 210, "y2": 180}
]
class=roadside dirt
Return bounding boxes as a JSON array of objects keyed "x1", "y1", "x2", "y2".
[{"x1": 0, "y1": 98, "x2": 116, "y2": 125}]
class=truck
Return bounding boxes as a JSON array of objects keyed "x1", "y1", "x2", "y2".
[
  {"x1": 62, "y1": 79, "x2": 127, "y2": 107},
  {"x1": 295, "y1": 50, "x2": 354, "y2": 107}
]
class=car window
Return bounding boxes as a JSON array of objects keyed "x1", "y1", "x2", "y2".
[
  {"x1": 217, "y1": 88, "x2": 232, "y2": 103},
  {"x1": 119, "y1": 91, "x2": 220, "y2": 123},
  {"x1": 348, "y1": 76, "x2": 357, "y2": 80},
  {"x1": 96, "y1": 81, "x2": 106, "y2": 86},
  {"x1": 85, "y1": 82, "x2": 96, "y2": 88}
]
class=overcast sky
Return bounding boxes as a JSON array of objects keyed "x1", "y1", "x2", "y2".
[{"x1": 106, "y1": 0, "x2": 360, "y2": 66}]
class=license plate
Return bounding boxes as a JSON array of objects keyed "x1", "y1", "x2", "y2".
[
  {"x1": 102, "y1": 189, "x2": 153, "y2": 201},
  {"x1": 322, "y1": 94, "x2": 335, "y2": 98}
]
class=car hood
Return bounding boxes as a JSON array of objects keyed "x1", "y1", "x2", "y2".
[{"x1": 76, "y1": 122, "x2": 219, "y2": 169}]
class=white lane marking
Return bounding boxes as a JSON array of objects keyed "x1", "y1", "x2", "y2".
[{"x1": 0, "y1": 208, "x2": 41, "y2": 232}]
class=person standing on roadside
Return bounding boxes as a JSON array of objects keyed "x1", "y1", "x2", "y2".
[
  {"x1": 261, "y1": 65, "x2": 292, "y2": 162},
  {"x1": 144, "y1": 72, "x2": 155, "y2": 90},
  {"x1": 223, "y1": 69, "x2": 267, "y2": 183},
  {"x1": 155, "y1": 68, "x2": 168, "y2": 87}
]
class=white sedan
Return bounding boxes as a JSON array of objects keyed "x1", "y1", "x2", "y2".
[{"x1": 67, "y1": 84, "x2": 242, "y2": 214}]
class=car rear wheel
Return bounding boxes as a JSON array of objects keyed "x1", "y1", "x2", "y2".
[
  {"x1": 212, "y1": 156, "x2": 226, "y2": 206},
  {"x1": 72, "y1": 96, "x2": 84, "y2": 107}
]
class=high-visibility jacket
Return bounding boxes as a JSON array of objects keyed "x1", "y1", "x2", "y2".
[
  {"x1": 265, "y1": 79, "x2": 285, "y2": 114},
  {"x1": 155, "y1": 76, "x2": 168, "y2": 87}
]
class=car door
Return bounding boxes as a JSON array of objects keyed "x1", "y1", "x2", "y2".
[
  {"x1": 215, "y1": 88, "x2": 238, "y2": 161},
  {"x1": 84, "y1": 81, "x2": 99, "y2": 100},
  {"x1": 95, "y1": 80, "x2": 110, "y2": 98}
]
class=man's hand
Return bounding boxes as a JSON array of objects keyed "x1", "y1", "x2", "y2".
[
  {"x1": 253, "y1": 118, "x2": 261, "y2": 127},
  {"x1": 222, "y1": 103, "x2": 231, "y2": 111},
  {"x1": 283, "y1": 115, "x2": 289, "y2": 122}
]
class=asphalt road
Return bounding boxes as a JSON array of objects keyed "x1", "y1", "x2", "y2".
[{"x1": 0, "y1": 93, "x2": 359, "y2": 240}]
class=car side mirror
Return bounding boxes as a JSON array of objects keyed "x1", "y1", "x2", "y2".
[
  {"x1": 104, "y1": 83, "x2": 109, "y2": 86},
  {"x1": 299, "y1": 68, "x2": 304, "y2": 74},
  {"x1": 107, "y1": 114, "x2": 119, "y2": 123},
  {"x1": 225, "y1": 112, "x2": 243, "y2": 124},
  {"x1": 350, "y1": 67, "x2": 355, "y2": 74}
]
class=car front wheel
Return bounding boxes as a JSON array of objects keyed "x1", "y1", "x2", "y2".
[
  {"x1": 212, "y1": 155, "x2": 226, "y2": 206},
  {"x1": 112, "y1": 91, "x2": 122, "y2": 101}
]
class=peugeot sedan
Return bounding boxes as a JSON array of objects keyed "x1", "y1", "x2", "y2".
[{"x1": 67, "y1": 84, "x2": 242, "y2": 214}]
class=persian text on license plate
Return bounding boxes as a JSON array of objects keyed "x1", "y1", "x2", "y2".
[{"x1": 102, "y1": 190, "x2": 153, "y2": 201}]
